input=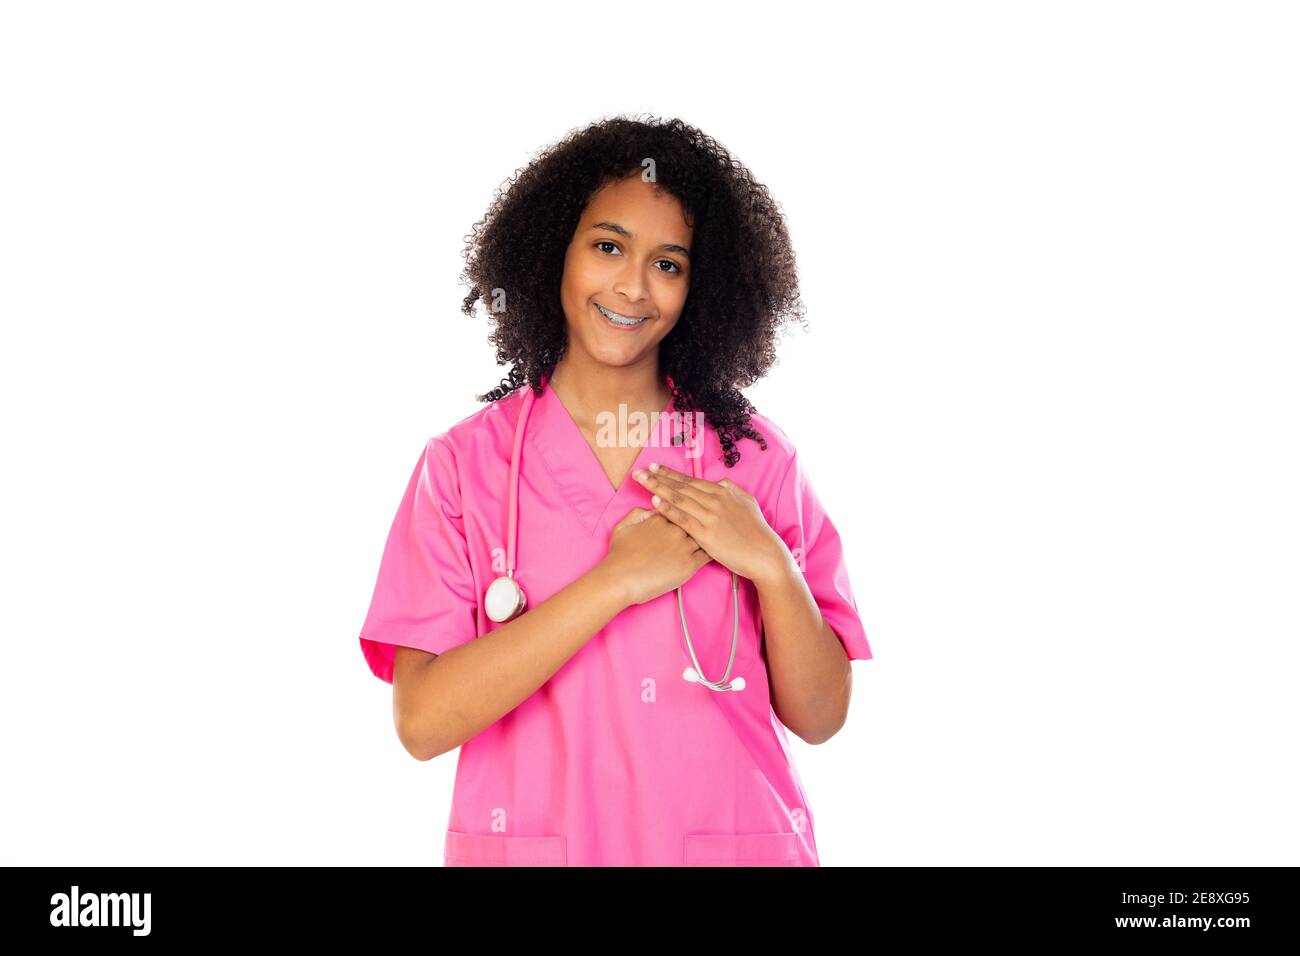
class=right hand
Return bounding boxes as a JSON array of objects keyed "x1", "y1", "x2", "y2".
[{"x1": 601, "y1": 507, "x2": 714, "y2": 607}]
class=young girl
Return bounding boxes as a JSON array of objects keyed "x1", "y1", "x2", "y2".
[{"x1": 358, "y1": 115, "x2": 873, "y2": 867}]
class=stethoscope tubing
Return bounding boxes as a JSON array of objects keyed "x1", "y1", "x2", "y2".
[{"x1": 495, "y1": 372, "x2": 743, "y2": 691}]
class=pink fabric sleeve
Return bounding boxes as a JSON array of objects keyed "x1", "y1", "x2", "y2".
[
  {"x1": 358, "y1": 436, "x2": 479, "y2": 684},
  {"x1": 769, "y1": 450, "x2": 874, "y2": 662}
]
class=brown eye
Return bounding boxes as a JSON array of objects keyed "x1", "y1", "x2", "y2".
[{"x1": 595, "y1": 240, "x2": 682, "y2": 275}]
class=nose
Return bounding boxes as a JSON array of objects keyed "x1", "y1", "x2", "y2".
[{"x1": 612, "y1": 258, "x2": 652, "y2": 311}]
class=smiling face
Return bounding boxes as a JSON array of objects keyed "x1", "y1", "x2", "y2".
[{"x1": 559, "y1": 174, "x2": 693, "y2": 371}]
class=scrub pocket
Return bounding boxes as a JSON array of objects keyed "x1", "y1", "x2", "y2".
[
  {"x1": 443, "y1": 829, "x2": 568, "y2": 867},
  {"x1": 683, "y1": 832, "x2": 801, "y2": 866}
]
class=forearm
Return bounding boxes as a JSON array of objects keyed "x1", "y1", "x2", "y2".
[
  {"x1": 405, "y1": 563, "x2": 631, "y2": 759},
  {"x1": 753, "y1": 556, "x2": 852, "y2": 745}
]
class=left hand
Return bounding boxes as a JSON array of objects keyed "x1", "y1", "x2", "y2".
[{"x1": 631, "y1": 462, "x2": 792, "y2": 585}]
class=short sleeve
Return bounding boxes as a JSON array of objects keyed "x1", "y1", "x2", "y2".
[
  {"x1": 769, "y1": 450, "x2": 874, "y2": 661},
  {"x1": 358, "y1": 436, "x2": 479, "y2": 684}
]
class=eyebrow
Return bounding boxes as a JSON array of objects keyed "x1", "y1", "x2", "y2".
[{"x1": 589, "y1": 221, "x2": 691, "y2": 259}]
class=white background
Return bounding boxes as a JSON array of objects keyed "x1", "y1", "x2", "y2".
[{"x1": 2, "y1": 1, "x2": 1296, "y2": 866}]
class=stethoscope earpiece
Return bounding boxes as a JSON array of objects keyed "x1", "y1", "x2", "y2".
[{"x1": 683, "y1": 667, "x2": 745, "y2": 692}]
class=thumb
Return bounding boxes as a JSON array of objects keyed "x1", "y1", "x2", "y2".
[{"x1": 614, "y1": 507, "x2": 655, "y2": 529}]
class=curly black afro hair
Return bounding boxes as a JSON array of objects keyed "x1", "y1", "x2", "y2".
[{"x1": 458, "y1": 113, "x2": 808, "y2": 467}]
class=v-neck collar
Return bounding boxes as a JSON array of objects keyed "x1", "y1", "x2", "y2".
[{"x1": 527, "y1": 375, "x2": 684, "y2": 537}]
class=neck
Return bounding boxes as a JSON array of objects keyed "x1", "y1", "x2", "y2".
[{"x1": 548, "y1": 353, "x2": 670, "y2": 427}]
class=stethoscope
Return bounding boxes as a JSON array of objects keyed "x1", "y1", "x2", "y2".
[{"x1": 483, "y1": 373, "x2": 745, "y2": 692}]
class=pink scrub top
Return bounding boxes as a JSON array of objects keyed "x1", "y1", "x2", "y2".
[{"x1": 358, "y1": 379, "x2": 873, "y2": 866}]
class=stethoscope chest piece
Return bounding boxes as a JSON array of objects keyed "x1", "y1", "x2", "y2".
[{"x1": 485, "y1": 573, "x2": 527, "y2": 623}]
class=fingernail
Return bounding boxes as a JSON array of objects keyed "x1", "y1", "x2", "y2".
[
  {"x1": 649, "y1": 462, "x2": 660, "y2": 471},
  {"x1": 633, "y1": 469, "x2": 647, "y2": 481},
  {"x1": 652, "y1": 495, "x2": 661, "y2": 506}
]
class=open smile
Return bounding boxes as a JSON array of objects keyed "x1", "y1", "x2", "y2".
[{"x1": 596, "y1": 303, "x2": 650, "y2": 328}]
